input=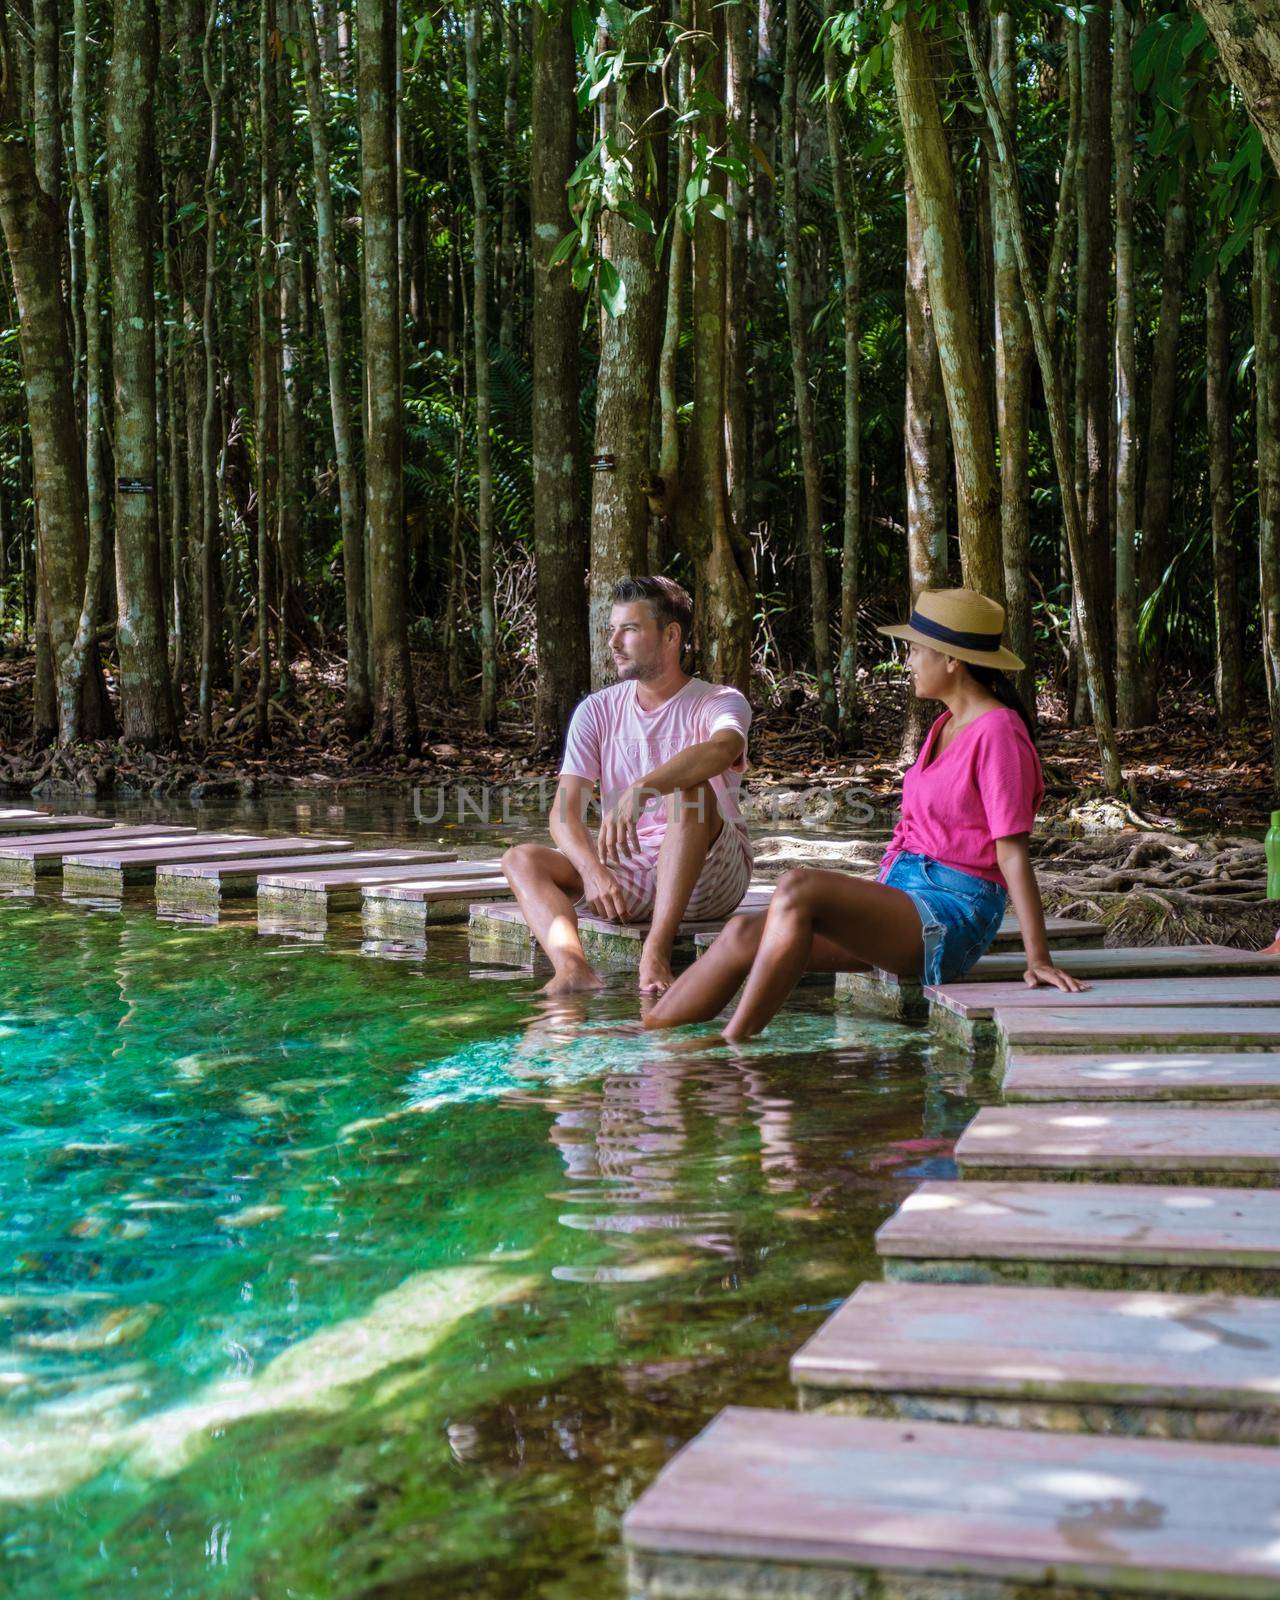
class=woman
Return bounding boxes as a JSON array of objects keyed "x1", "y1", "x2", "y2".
[{"x1": 644, "y1": 587, "x2": 1087, "y2": 1042}]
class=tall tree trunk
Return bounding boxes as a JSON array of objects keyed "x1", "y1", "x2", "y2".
[
  {"x1": 1206, "y1": 263, "x2": 1245, "y2": 727},
  {"x1": 1080, "y1": 0, "x2": 1111, "y2": 695},
  {"x1": 254, "y1": 0, "x2": 278, "y2": 747},
  {"x1": 892, "y1": 8, "x2": 1003, "y2": 601},
  {"x1": 1189, "y1": 0, "x2": 1280, "y2": 179},
  {"x1": 531, "y1": 0, "x2": 588, "y2": 750},
  {"x1": 1255, "y1": 227, "x2": 1280, "y2": 789},
  {"x1": 299, "y1": 0, "x2": 370, "y2": 736},
  {"x1": 725, "y1": 0, "x2": 750, "y2": 538},
  {"x1": 109, "y1": 0, "x2": 176, "y2": 746},
  {"x1": 748, "y1": 0, "x2": 780, "y2": 541},
  {"x1": 1133, "y1": 160, "x2": 1187, "y2": 724},
  {"x1": 587, "y1": 9, "x2": 665, "y2": 687},
  {"x1": 990, "y1": 5, "x2": 1034, "y2": 713},
  {"x1": 63, "y1": 0, "x2": 110, "y2": 742},
  {"x1": 1112, "y1": 0, "x2": 1138, "y2": 726},
  {"x1": 656, "y1": 6, "x2": 691, "y2": 575},
  {"x1": 465, "y1": 0, "x2": 497, "y2": 731},
  {"x1": 960, "y1": 11, "x2": 1125, "y2": 795},
  {"x1": 687, "y1": 0, "x2": 751, "y2": 692},
  {"x1": 825, "y1": 4, "x2": 862, "y2": 745},
  {"x1": 198, "y1": 0, "x2": 223, "y2": 742},
  {"x1": 497, "y1": 0, "x2": 522, "y2": 351},
  {"x1": 360, "y1": 0, "x2": 418, "y2": 752},
  {"x1": 902, "y1": 169, "x2": 949, "y2": 761},
  {"x1": 1044, "y1": 23, "x2": 1080, "y2": 346},
  {"x1": 781, "y1": 0, "x2": 835, "y2": 728}
]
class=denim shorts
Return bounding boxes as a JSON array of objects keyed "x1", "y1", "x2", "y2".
[{"x1": 880, "y1": 851, "x2": 1007, "y2": 986}]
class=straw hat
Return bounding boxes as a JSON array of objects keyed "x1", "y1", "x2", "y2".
[{"x1": 877, "y1": 587, "x2": 1024, "y2": 671}]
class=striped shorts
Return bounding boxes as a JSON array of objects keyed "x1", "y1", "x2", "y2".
[{"x1": 578, "y1": 820, "x2": 754, "y2": 924}]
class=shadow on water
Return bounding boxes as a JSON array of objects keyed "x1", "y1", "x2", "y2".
[{"x1": 0, "y1": 854, "x2": 975, "y2": 1599}]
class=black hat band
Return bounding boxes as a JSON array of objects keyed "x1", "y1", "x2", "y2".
[{"x1": 907, "y1": 609, "x2": 1003, "y2": 652}]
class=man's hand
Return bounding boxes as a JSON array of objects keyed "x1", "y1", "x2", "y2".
[
  {"x1": 597, "y1": 783, "x2": 648, "y2": 865},
  {"x1": 580, "y1": 862, "x2": 632, "y2": 924},
  {"x1": 1023, "y1": 961, "x2": 1090, "y2": 993}
]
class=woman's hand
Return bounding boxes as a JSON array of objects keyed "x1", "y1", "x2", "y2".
[{"x1": 1023, "y1": 961, "x2": 1090, "y2": 993}]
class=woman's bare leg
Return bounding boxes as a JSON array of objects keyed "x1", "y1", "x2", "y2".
[
  {"x1": 644, "y1": 893, "x2": 881, "y2": 1031},
  {"x1": 723, "y1": 869, "x2": 924, "y2": 1042}
]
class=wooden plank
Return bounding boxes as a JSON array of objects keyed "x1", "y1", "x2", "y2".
[
  {"x1": 156, "y1": 848, "x2": 455, "y2": 912},
  {"x1": 963, "y1": 944, "x2": 1280, "y2": 981},
  {"x1": 624, "y1": 1406, "x2": 1280, "y2": 1598},
  {"x1": 0, "y1": 827, "x2": 198, "y2": 883},
  {"x1": 468, "y1": 888, "x2": 774, "y2": 972},
  {"x1": 63, "y1": 836, "x2": 348, "y2": 893},
  {"x1": 957, "y1": 1103, "x2": 1280, "y2": 1185},
  {"x1": 1003, "y1": 1050, "x2": 1280, "y2": 1104},
  {"x1": 260, "y1": 856, "x2": 485, "y2": 895},
  {"x1": 359, "y1": 878, "x2": 514, "y2": 938},
  {"x1": 876, "y1": 1179, "x2": 1280, "y2": 1294},
  {"x1": 931, "y1": 974, "x2": 1280, "y2": 1024},
  {"x1": 0, "y1": 812, "x2": 112, "y2": 835},
  {"x1": 997, "y1": 1006, "x2": 1280, "y2": 1055},
  {"x1": 0, "y1": 807, "x2": 46, "y2": 823},
  {"x1": 791, "y1": 1279, "x2": 1280, "y2": 1440}
]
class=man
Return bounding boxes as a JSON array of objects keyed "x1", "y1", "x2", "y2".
[{"x1": 503, "y1": 576, "x2": 754, "y2": 996}]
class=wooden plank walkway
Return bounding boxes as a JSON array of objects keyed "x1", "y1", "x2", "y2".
[
  {"x1": 0, "y1": 812, "x2": 113, "y2": 835},
  {"x1": 63, "y1": 835, "x2": 348, "y2": 895},
  {"x1": 875, "y1": 1178, "x2": 1280, "y2": 1293},
  {"x1": 1003, "y1": 1050, "x2": 1280, "y2": 1104},
  {"x1": 934, "y1": 973, "x2": 1280, "y2": 1023},
  {"x1": 357, "y1": 873, "x2": 512, "y2": 937},
  {"x1": 789, "y1": 1279, "x2": 1280, "y2": 1442},
  {"x1": 469, "y1": 888, "x2": 774, "y2": 972},
  {"x1": 956, "y1": 1104, "x2": 1280, "y2": 1186},
  {"x1": 836, "y1": 937, "x2": 1264, "y2": 1020},
  {"x1": 257, "y1": 856, "x2": 484, "y2": 917},
  {"x1": 156, "y1": 848, "x2": 457, "y2": 914},
  {"x1": 0, "y1": 827, "x2": 198, "y2": 884},
  {"x1": 996, "y1": 1004, "x2": 1280, "y2": 1058},
  {"x1": 623, "y1": 1407, "x2": 1280, "y2": 1600}
]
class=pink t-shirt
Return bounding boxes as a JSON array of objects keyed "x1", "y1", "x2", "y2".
[
  {"x1": 560, "y1": 677, "x2": 752, "y2": 844},
  {"x1": 878, "y1": 706, "x2": 1044, "y2": 888}
]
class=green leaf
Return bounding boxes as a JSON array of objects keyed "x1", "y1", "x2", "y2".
[
  {"x1": 547, "y1": 230, "x2": 580, "y2": 270},
  {"x1": 616, "y1": 199, "x2": 655, "y2": 234},
  {"x1": 599, "y1": 257, "x2": 627, "y2": 318}
]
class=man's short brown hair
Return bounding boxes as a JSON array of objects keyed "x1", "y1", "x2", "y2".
[{"x1": 611, "y1": 575, "x2": 694, "y2": 653}]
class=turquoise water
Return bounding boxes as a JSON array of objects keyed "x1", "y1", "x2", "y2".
[{"x1": 0, "y1": 876, "x2": 969, "y2": 1598}]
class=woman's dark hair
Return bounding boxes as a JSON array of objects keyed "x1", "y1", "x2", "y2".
[{"x1": 965, "y1": 662, "x2": 1037, "y2": 745}]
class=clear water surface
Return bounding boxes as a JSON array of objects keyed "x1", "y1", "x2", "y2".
[{"x1": 0, "y1": 791, "x2": 973, "y2": 1598}]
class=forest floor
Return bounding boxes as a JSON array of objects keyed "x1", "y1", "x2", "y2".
[{"x1": 2, "y1": 646, "x2": 1276, "y2": 949}]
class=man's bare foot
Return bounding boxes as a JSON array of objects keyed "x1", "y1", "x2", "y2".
[
  {"x1": 541, "y1": 963, "x2": 606, "y2": 995},
  {"x1": 638, "y1": 951, "x2": 676, "y2": 995}
]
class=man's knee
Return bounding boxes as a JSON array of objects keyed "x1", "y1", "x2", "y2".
[{"x1": 502, "y1": 841, "x2": 544, "y2": 884}]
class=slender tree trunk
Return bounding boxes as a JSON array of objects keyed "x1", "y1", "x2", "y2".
[
  {"x1": 892, "y1": 8, "x2": 1003, "y2": 601},
  {"x1": 360, "y1": 0, "x2": 418, "y2": 752},
  {"x1": 825, "y1": 2, "x2": 862, "y2": 743},
  {"x1": 725, "y1": 0, "x2": 750, "y2": 539},
  {"x1": 781, "y1": 0, "x2": 834, "y2": 728},
  {"x1": 990, "y1": 5, "x2": 1034, "y2": 713},
  {"x1": 748, "y1": 0, "x2": 780, "y2": 541},
  {"x1": 198, "y1": 1, "x2": 223, "y2": 742},
  {"x1": 1080, "y1": 1, "x2": 1111, "y2": 693},
  {"x1": 497, "y1": 0, "x2": 522, "y2": 351},
  {"x1": 109, "y1": 0, "x2": 176, "y2": 746},
  {"x1": 1255, "y1": 227, "x2": 1280, "y2": 789},
  {"x1": 63, "y1": 0, "x2": 110, "y2": 742},
  {"x1": 299, "y1": 0, "x2": 370, "y2": 736},
  {"x1": 960, "y1": 11, "x2": 1125, "y2": 794},
  {"x1": 531, "y1": 0, "x2": 588, "y2": 750},
  {"x1": 1112, "y1": 0, "x2": 1138, "y2": 725},
  {"x1": 465, "y1": 0, "x2": 498, "y2": 731},
  {"x1": 688, "y1": 0, "x2": 751, "y2": 692},
  {"x1": 1044, "y1": 24, "x2": 1080, "y2": 346},
  {"x1": 587, "y1": 9, "x2": 665, "y2": 686},
  {"x1": 902, "y1": 169, "x2": 949, "y2": 761},
  {"x1": 1133, "y1": 160, "x2": 1187, "y2": 724},
  {"x1": 656, "y1": 8, "x2": 691, "y2": 575},
  {"x1": 254, "y1": 0, "x2": 278, "y2": 746},
  {"x1": 1206, "y1": 263, "x2": 1245, "y2": 727}
]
